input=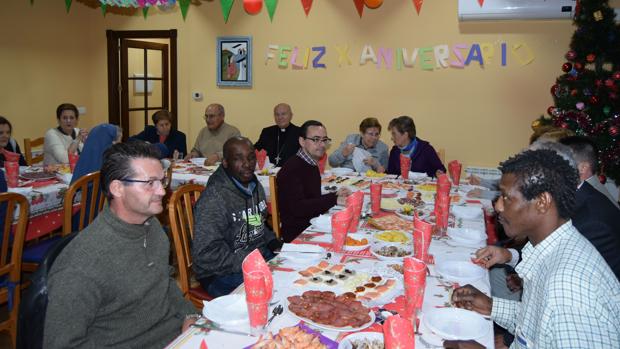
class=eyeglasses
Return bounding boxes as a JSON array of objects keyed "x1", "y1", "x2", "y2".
[
  {"x1": 120, "y1": 176, "x2": 168, "y2": 190},
  {"x1": 304, "y1": 137, "x2": 332, "y2": 145},
  {"x1": 203, "y1": 114, "x2": 221, "y2": 121}
]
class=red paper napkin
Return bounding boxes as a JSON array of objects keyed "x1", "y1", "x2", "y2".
[
  {"x1": 448, "y1": 160, "x2": 462, "y2": 185},
  {"x1": 242, "y1": 249, "x2": 273, "y2": 303},
  {"x1": 413, "y1": 214, "x2": 433, "y2": 263},
  {"x1": 331, "y1": 207, "x2": 353, "y2": 252},
  {"x1": 383, "y1": 314, "x2": 415, "y2": 349},
  {"x1": 1, "y1": 149, "x2": 21, "y2": 162},
  {"x1": 4, "y1": 161, "x2": 19, "y2": 187},
  {"x1": 345, "y1": 191, "x2": 364, "y2": 233},
  {"x1": 404, "y1": 257, "x2": 427, "y2": 311},
  {"x1": 399, "y1": 154, "x2": 411, "y2": 179},
  {"x1": 255, "y1": 149, "x2": 267, "y2": 170},
  {"x1": 68, "y1": 152, "x2": 79, "y2": 173},
  {"x1": 369, "y1": 182, "x2": 383, "y2": 215}
]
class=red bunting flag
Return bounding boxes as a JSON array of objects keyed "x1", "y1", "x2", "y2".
[
  {"x1": 412, "y1": 0, "x2": 423, "y2": 14},
  {"x1": 478, "y1": 0, "x2": 484, "y2": 6},
  {"x1": 300, "y1": 0, "x2": 313, "y2": 16},
  {"x1": 353, "y1": 0, "x2": 364, "y2": 17}
]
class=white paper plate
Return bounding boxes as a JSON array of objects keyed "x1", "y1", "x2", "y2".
[
  {"x1": 309, "y1": 215, "x2": 332, "y2": 232},
  {"x1": 331, "y1": 167, "x2": 355, "y2": 176},
  {"x1": 343, "y1": 233, "x2": 370, "y2": 251},
  {"x1": 202, "y1": 294, "x2": 249, "y2": 327},
  {"x1": 452, "y1": 205, "x2": 482, "y2": 220},
  {"x1": 423, "y1": 308, "x2": 490, "y2": 340},
  {"x1": 279, "y1": 244, "x2": 326, "y2": 266},
  {"x1": 288, "y1": 304, "x2": 375, "y2": 333},
  {"x1": 435, "y1": 260, "x2": 485, "y2": 283},
  {"x1": 190, "y1": 157, "x2": 207, "y2": 166},
  {"x1": 338, "y1": 332, "x2": 384, "y2": 349},
  {"x1": 408, "y1": 171, "x2": 429, "y2": 180},
  {"x1": 352, "y1": 148, "x2": 372, "y2": 173},
  {"x1": 446, "y1": 227, "x2": 486, "y2": 248}
]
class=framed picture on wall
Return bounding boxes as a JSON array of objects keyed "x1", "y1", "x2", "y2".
[{"x1": 216, "y1": 36, "x2": 252, "y2": 87}]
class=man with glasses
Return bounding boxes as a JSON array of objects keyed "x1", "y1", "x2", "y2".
[
  {"x1": 328, "y1": 117, "x2": 389, "y2": 173},
  {"x1": 254, "y1": 103, "x2": 301, "y2": 167},
  {"x1": 188, "y1": 103, "x2": 240, "y2": 166},
  {"x1": 45, "y1": 142, "x2": 198, "y2": 349},
  {"x1": 192, "y1": 137, "x2": 282, "y2": 297},
  {"x1": 277, "y1": 120, "x2": 351, "y2": 242}
]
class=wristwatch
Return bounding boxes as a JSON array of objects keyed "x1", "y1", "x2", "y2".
[{"x1": 185, "y1": 314, "x2": 201, "y2": 320}]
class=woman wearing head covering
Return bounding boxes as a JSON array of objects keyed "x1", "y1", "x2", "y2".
[{"x1": 70, "y1": 124, "x2": 122, "y2": 184}]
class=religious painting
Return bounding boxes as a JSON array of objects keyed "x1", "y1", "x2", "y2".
[{"x1": 216, "y1": 36, "x2": 252, "y2": 87}]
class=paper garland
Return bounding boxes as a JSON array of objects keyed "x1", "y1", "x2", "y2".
[
  {"x1": 265, "y1": 0, "x2": 278, "y2": 22},
  {"x1": 300, "y1": 0, "x2": 313, "y2": 16}
]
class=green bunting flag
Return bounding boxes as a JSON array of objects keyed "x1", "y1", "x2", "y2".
[
  {"x1": 220, "y1": 0, "x2": 234, "y2": 23},
  {"x1": 179, "y1": 0, "x2": 191, "y2": 20},
  {"x1": 265, "y1": 0, "x2": 278, "y2": 22},
  {"x1": 65, "y1": 0, "x2": 72, "y2": 13},
  {"x1": 142, "y1": 6, "x2": 149, "y2": 19},
  {"x1": 101, "y1": 3, "x2": 107, "y2": 16}
]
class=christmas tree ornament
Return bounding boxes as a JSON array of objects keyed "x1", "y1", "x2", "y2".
[
  {"x1": 547, "y1": 106, "x2": 556, "y2": 116},
  {"x1": 532, "y1": 119, "x2": 541, "y2": 129},
  {"x1": 595, "y1": 79, "x2": 603, "y2": 87},
  {"x1": 610, "y1": 92, "x2": 618, "y2": 100},
  {"x1": 243, "y1": 0, "x2": 262, "y2": 15},
  {"x1": 583, "y1": 88, "x2": 592, "y2": 96},
  {"x1": 576, "y1": 102, "x2": 585, "y2": 110},
  {"x1": 565, "y1": 50, "x2": 577, "y2": 61},
  {"x1": 604, "y1": 79, "x2": 614, "y2": 87},
  {"x1": 570, "y1": 89, "x2": 578, "y2": 97},
  {"x1": 609, "y1": 125, "x2": 619, "y2": 137},
  {"x1": 586, "y1": 54, "x2": 596, "y2": 62},
  {"x1": 613, "y1": 71, "x2": 620, "y2": 80},
  {"x1": 569, "y1": 68, "x2": 578, "y2": 77},
  {"x1": 562, "y1": 62, "x2": 572, "y2": 72},
  {"x1": 598, "y1": 174, "x2": 606, "y2": 184},
  {"x1": 574, "y1": 62, "x2": 584, "y2": 71},
  {"x1": 603, "y1": 106, "x2": 611, "y2": 115},
  {"x1": 550, "y1": 84, "x2": 559, "y2": 96},
  {"x1": 589, "y1": 95, "x2": 599, "y2": 104}
]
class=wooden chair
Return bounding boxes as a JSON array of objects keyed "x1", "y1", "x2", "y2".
[
  {"x1": 168, "y1": 184, "x2": 212, "y2": 308},
  {"x1": 436, "y1": 148, "x2": 446, "y2": 164},
  {"x1": 268, "y1": 175, "x2": 281, "y2": 239},
  {"x1": 0, "y1": 192, "x2": 29, "y2": 347},
  {"x1": 62, "y1": 171, "x2": 105, "y2": 236},
  {"x1": 23, "y1": 137, "x2": 45, "y2": 166}
]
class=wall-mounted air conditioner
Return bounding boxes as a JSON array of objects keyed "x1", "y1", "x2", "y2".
[{"x1": 458, "y1": 0, "x2": 576, "y2": 21}]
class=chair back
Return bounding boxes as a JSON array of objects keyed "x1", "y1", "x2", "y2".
[
  {"x1": 168, "y1": 184, "x2": 204, "y2": 300},
  {"x1": 268, "y1": 175, "x2": 281, "y2": 239},
  {"x1": 0, "y1": 192, "x2": 29, "y2": 346},
  {"x1": 23, "y1": 137, "x2": 45, "y2": 166},
  {"x1": 436, "y1": 148, "x2": 446, "y2": 164},
  {"x1": 63, "y1": 171, "x2": 105, "y2": 236}
]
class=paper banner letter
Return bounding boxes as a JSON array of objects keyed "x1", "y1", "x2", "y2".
[
  {"x1": 501, "y1": 42, "x2": 507, "y2": 66},
  {"x1": 377, "y1": 48, "x2": 394, "y2": 70},
  {"x1": 220, "y1": 0, "x2": 235, "y2": 23},
  {"x1": 278, "y1": 46, "x2": 292, "y2": 68},
  {"x1": 480, "y1": 42, "x2": 494, "y2": 65},
  {"x1": 450, "y1": 44, "x2": 467, "y2": 68},
  {"x1": 265, "y1": 0, "x2": 279, "y2": 22},
  {"x1": 396, "y1": 48, "x2": 403, "y2": 70},
  {"x1": 335, "y1": 45, "x2": 352, "y2": 66},
  {"x1": 312, "y1": 46, "x2": 327, "y2": 68},
  {"x1": 265, "y1": 44, "x2": 279, "y2": 65},
  {"x1": 291, "y1": 47, "x2": 303, "y2": 69},
  {"x1": 401, "y1": 48, "x2": 418, "y2": 68},
  {"x1": 419, "y1": 47, "x2": 433, "y2": 70},
  {"x1": 464, "y1": 44, "x2": 484, "y2": 66},
  {"x1": 512, "y1": 43, "x2": 535, "y2": 65},
  {"x1": 433, "y1": 44, "x2": 449, "y2": 68},
  {"x1": 301, "y1": 0, "x2": 313, "y2": 16},
  {"x1": 359, "y1": 44, "x2": 378, "y2": 65},
  {"x1": 412, "y1": 0, "x2": 423, "y2": 14},
  {"x1": 353, "y1": 0, "x2": 364, "y2": 17}
]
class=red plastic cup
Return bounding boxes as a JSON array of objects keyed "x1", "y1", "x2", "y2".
[
  {"x1": 68, "y1": 152, "x2": 79, "y2": 173},
  {"x1": 448, "y1": 161, "x2": 462, "y2": 186},
  {"x1": 5, "y1": 161, "x2": 19, "y2": 187},
  {"x1": 369, "y1": 182, "x2": 382, "y2": 215},
  {"x1": 244, "y1": 270, "x2": 269, "y2": 303},
  {"x1": 404, "y1": 257, "x2": 427, "y2": 310},
  {"x1": 246, "y1": 301, "x2": 269, "y2": 336},
  {"x1": 413, "y1": 216, "x2": 433, "y2": 262},
  {"x1": 346, "y1": 191, "x2": 364, "y2": 233},
  {"x1": 242, "y1": 249, "x2": 274, "y2": 300},
  {"x1": 1, "y1": 149, "x2": 20, "y2": 162},
  {"x1": 331, "y1": 208, "x2": 352, "y2": 252},
  {"x1": 399, "y1": 154, "x2": 411, "y2": 180},
  {"x1": 383, "y1": 314, "x2": 415, "y2": 349}
]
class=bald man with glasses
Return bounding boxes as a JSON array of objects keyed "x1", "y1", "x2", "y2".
[{"x1": 188, "y1": 103, "x2": 240, "y2": 166}]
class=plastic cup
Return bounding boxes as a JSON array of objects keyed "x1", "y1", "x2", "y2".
[
  {"x1": 5, "y1": 161, "x2": 19, "y2": 187},
  {"x1": 68, "y1": 153, "x2": 79, "y2": 173},
  {"x1": 346, "y1": 192, "x2": 364, "y2": 233},
  {"x1": 246, "y1": 301, "x2": 268, "y2": 336},
  {"x1": 383, "y1": 314, "x2": 415, "y2": 349},
  {"x1": 244, "y1": 271, "x2": 269, "y2": 303},
  {"x1": 331, "y1": 208, "x2": 352, "y2": 252},
  {"x1": 369, "y1": 183, "x2": 382, "y2": 215},
  {"x1": 399, "y1": 154, "x2": 411, "y2": 180},
  {"x1": 404, "y1": 257, "x2": 427, "y2": 310}
]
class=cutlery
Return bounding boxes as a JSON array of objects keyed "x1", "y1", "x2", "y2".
[
  {"x1": 191, "y1": 320, "x2": 251, "y2": 336},
  {"x1": 276, "y1": 250, "x2": 324, "y2": 254},
  {"x1": 266, "y1": 304, "x2": 283, "y2": 327}
]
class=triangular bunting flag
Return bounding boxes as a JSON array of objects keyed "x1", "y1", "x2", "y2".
[
  {"x1": 30, "y1": 0, "x2": 34, "y2": 5},
  {"x1": 142, "y1": 6, "x2": 149, "y2": 19},
  {"x1": 477, "y1": 0, "x2": 484, "y2": 6},
  {"x1": 412, "y1": 0, "x2": 423, "y2": 14},
  {"x1": 353, "y1": 0, "x2": 364, "y2": 18},
  {"x1": 220, "y1": 0, "x2": 234, "y2": 23},
  {"x1": 179, "y1": 0, "x2": 191, "y2": 20},
  {"x1": 101, "y1": 3, "x2": 107, "y2": 16},
  {"x1": 265, "y1": 0, "x2": 278, "y2": 22},
  {"x1": 65, "y1": 0, "x2": 72, "y2": 13},
  {"x1": 300, "y1": 0, "x2": 313, "y2": 16}
]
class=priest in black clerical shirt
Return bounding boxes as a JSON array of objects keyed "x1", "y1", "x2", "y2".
[{"x1": 254, "y1": 103, "x2": 301, "y2": 167}]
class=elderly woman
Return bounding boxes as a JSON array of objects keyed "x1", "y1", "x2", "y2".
[
  {"x1": 328, "y1": 117, "x2": 389, "y2": 173},
  {"x1": 44, "y1": 103, "x2": 88, "y2": 165},
  {"x1": 129, "y1": 110, "x2": 187, "y2": 159},
  {"x1": 386, "y1": 116, "x2": 445, "y2": 177},
  {"x1": 0, "y1": 116, "x2": 27, "y2": 166}
]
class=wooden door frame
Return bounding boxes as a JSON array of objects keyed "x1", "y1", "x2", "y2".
[{"x1": 106, "y1": 29, "x2": 178, "y2": 136}]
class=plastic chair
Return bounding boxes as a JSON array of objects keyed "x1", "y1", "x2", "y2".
[
  {"x1": 167, "y1": 183, "x2": 212, "y2": 308},
  {"x1": 268, "y1": 175, "x2": 281, "y2": 239},
  {"x1": 23, "y1": 137, "x2": 44, "y2": 166},
  {"x1": 0, "y1": 192, "x2": 29, "y2": 347}
]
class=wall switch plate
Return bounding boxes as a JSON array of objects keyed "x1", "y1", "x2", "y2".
[{"x1": 77, "y1": 106, "x2": 87, "y2": 115}]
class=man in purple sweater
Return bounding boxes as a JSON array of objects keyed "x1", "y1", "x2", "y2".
[{"x1": 277, "y1": 120, "x2": 351, "y2": 242}]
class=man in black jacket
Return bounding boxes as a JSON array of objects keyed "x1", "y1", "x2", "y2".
[
  {"x1": 192, "y1": 137, "x2": 282, "y2": 297},
  {"x1": 254, "y1": 103, "x2": 301, "y2": 167}
]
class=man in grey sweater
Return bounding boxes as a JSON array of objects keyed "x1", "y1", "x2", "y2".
[{"x1": 44, "y1": 142, "x2": 198, "y2": 349}]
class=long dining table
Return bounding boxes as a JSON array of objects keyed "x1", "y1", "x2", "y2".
[{"x1": 166, "y1": 171, "x2": 496, "y2": 349}]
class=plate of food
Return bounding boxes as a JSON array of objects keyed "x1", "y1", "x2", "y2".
[
  {"x1": 287, "y1": 291, "x2": 375, "y2": 332},
  {"x1": 20, "y1": 169, "x2": 56, "y2": 181},
  {"x1": 330, "y1": 167, "x2": 355, "y2": 176},
  {"x1": 373, "y1": 231, "x2": 411, "y2": 244},
  {"x1": 246, "y1": 323, "x2": 339, "y2": 349},
  {"x1": 343, "y1": 233, "x2": 370, "y2": 251},
  {"x1": 337, "y1": 332, "x2": 384, "y2": 349},
  {"x1": 367, "y1": 215, "x2": 412, "y2": 231},
  {"x1": 370, "y1": 244, "x2": 413, "y2": 262}
]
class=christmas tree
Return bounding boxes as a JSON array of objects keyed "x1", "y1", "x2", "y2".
[{"x1": 540, "y1": 0, "x2": 620, "y2": 183}]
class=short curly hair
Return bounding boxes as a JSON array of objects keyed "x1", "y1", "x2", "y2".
[{"x1": 499, "y1": 149, "x2": 578, "y2": 219}]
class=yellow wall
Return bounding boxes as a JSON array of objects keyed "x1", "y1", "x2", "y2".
[{"x1": 0, "y1": 1, "x2": 573, "y2": 168}]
